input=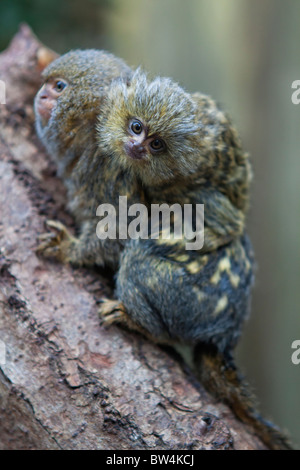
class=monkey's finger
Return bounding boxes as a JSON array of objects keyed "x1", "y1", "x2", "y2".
[
  {"x1": 99, "y1": 311, "x2": 123, "y2": 326},
  {"x1": 42, "y1": 246, "x2": 60, "y2": 257},
  {"x1": 98, "y1": 303, "x2": 141, "y2": 333},
  {"x1": 36, "y1": 237, "x2": 61, "y2": 253},
  {"x1": 98, "y1": 299, "x2": 122, "y2": 316},
  {"x1": 45, "y1": 220, "x2": 70, "y2": 237},
  {"x1": 37, "y1": 232, "x2": 58, "y2": 242},
  {"x1": 36, "y1": 243, "x2": 54, "y2": 254}
]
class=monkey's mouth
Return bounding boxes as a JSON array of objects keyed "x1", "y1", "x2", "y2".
[
  {"x1": 35, "y1": 97, "x2": 55, "y2": 127},
  {"x1": 123, "y1": 141, "x2": 146, "y2": 161}
]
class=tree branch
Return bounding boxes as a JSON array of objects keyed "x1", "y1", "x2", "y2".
[{"x1": 0, "y1": 25, "x2": 266, "y2": 450}]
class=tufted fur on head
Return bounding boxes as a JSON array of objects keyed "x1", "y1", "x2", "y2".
[
  {"x1": 96, "y1": 69, "x2": 202, "y2": 185},
  {"x1": 34, "y1": 49, "x2": 133, "y2": 178},
  {"x1": 96, "y1": 69, "x2": 251, "y2": 214}
]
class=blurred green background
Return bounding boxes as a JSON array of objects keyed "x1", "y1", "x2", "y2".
[{"x1": 1, "y1": 0, "x2": 300, "y2": 448}]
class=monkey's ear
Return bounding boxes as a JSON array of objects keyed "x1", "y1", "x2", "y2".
[{"x1": 36, "y1": 46, "x2": 60, "y2": 72}]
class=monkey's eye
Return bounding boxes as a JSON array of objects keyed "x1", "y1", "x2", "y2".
[
  {"x1": 150, "y1": 138, "x2": 165, "y2": 152},
  {"x1": 131, "y1": 120, "x2": 143, "y2": 135},
  {"x1": 54, "y1": 80, "x2": 67, "y2": 93}
]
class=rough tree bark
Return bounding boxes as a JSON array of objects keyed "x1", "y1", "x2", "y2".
[{"x1": 0, "y1": 25, "x2": 266, "y2": 450}]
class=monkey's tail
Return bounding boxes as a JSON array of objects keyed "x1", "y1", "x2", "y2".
[{"x1": 194, "y1": 343, "x2": 292, "y2": 450}]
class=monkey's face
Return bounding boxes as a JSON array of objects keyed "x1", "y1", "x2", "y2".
[
  {"x1": 34, "y1": 50, "x2": 133, "y2": 173},
  {"x1": 123, "y1": 118, "x2": 167, "y2": 161},
  {"x1": 35, "y1": 78, "x2": 68, "y2": 128},
  {"x1": 34, "y1": 70, "x2": 89, "y2": 169},
  {"x1": 97, "y1": 71, "x2": 204, "y2": 186}
]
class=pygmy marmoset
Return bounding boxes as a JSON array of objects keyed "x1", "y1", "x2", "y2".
[{"x1": 34, "y1": 50, "x2": 291, "y2": 450}]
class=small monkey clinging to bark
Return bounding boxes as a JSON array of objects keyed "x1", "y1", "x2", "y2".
[{"x1": 34, "y1": 50, "x2": 291, "y2": 450}]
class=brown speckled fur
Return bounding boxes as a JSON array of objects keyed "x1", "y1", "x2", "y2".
[{"x1": 35, "y1": 51, "x2": 291, "y2": 449}]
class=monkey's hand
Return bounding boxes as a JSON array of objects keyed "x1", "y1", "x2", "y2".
[
  {"x1": 36, "y1": 220, "x2": 80, "y2": 264},
  {"x1": 37, "y1": 219, "x2": 111, "y2": 267}
]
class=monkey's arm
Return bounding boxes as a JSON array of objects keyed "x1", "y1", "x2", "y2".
[
  {"x1": 36, "y1": 218, "x2": 122, "y2": 269},
  {"x1": 200, "y1": 188, "x2": 246, "y2": 252},
  {"x1": 158, "y1": 184, "x2": 246, "y2": 253}
]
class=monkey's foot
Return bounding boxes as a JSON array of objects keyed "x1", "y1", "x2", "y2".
[
  {"x1": 98, "y1": 298, "x2": 145, "y2": 331},
  {"x1": 98, "y1": 299, "x2": 130, "y2": 325},
  {"x1": 98, "y1": 299, "x2": 165, "y2": 342},
  {"x1": 36, "y1": 220, "x2": 78, "y2": 263},
  {"x1": 98, "y1": 298, "x2": 156, "y2": 340}
]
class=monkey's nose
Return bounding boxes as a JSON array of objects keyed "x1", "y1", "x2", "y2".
[{"x1": 124, "y1": 141, "x2": 146, "y2": 160}]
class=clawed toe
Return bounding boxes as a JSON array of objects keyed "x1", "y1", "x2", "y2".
[{"x1": 98, "y1": 299, "x2": 128, "y2": 326}]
